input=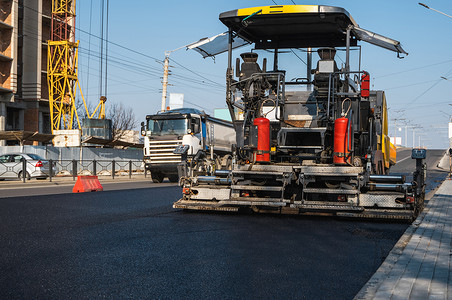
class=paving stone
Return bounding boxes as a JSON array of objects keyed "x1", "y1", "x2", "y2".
[
  {"x1": 429, "y1": 281, "x2": 446, "y2": 292},
  {"x1": 374, "y1": 290, "x2": 392, "y2": 299},
  {"x1": 427, "y1": 294, "x2": 446, "y2": 300},
  {"x1": 391, "y1": 293, "x2": 409, "y2": 300},
  {"x1": 432, "y1": 270, "x2": 448, "y2": 278},
  {"x1": 378, "y1": 281, "x2": 396, "y2": 291},
  {"x1": 408, "y1": 286, "x2": 429, "y2": 300},
  {"x1": 417, "y1": 270, "x2": 433, "y2": 280}
]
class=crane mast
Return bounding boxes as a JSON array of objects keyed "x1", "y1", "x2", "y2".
[{"x1": 47, "y1": 0, "x2": 106, "y2": 134}]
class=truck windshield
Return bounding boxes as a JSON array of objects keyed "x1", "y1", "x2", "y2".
[{"x1": 147, "y1": 118, "x2": 188, "y2": 136}]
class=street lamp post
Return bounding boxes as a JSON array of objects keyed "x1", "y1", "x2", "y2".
[
  {"x1": 392, "y1": 118, "x2": 405, "y2": 146},
  {"x1": 405, "y1": 124, "x2": 408, "y2": 147},
  {"x1": 410, "y1": 125, "x2": 422, "y2": 148},
  {"x1": 419, "y1": 3, "x2": 452, "y2": 19}
]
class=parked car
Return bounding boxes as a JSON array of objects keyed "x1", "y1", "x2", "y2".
[{"x1": 0, "y1": 153, "x2": 58, "y2": 180}]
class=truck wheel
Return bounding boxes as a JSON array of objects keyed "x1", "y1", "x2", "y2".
[
  {"x1": 168, "y1": 175, "x2": 179, "y2": 183},
  {"x1": 151, "y1": 172, "x2": 164, "y2": 183}
]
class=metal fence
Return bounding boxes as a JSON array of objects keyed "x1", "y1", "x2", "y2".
[
  {"x1": 0, "y1": 145, "x2": 143, "y2": 161},
  {"x1": 0, "y1": 159, "x2": 147, "y2": 183}
]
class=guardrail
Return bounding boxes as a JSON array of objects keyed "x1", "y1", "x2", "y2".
[{"x1": 0, "y1": 159, "x2": 147, "y2": 183}]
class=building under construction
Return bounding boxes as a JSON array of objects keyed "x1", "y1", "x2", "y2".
[{"x1": 0, "y1": 0, "x2": 74, "y2": 145}]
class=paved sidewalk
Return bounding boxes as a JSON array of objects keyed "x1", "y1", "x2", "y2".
[{"x1": 356, "y1": 179, "x2": 452, "y2": 299}]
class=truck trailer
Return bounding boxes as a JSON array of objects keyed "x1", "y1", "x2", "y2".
[
  {"x1": 174, "y1": 5, "x2": 426, "y2": 220},
  {"x1": 142, "y1": 108, "x2": 235, "y2": 183}
]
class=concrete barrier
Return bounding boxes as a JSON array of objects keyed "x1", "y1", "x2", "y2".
[
  {"x1": 72, "y1": 175, "x2": 103, "y2": 193},
  {"x1": 436, "y1": 151, "x2": 450, "y2": 171}
]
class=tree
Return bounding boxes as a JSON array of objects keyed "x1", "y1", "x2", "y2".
[{"x1": 106, "y1": 102, "x2": 138, "y2": 141}]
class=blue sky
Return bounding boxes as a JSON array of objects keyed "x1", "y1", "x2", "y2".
[{"x1": 75, "y1": 1, "x2": 452, "y2": 149}]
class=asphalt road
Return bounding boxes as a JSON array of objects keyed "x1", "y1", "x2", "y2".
[{"x1": 0, "y1": 149, "x2": 447, "y2": 299}]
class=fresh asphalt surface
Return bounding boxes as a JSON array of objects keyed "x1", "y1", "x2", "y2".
[{"x1": 0, "y1": 149, "x2": 447, "y2": 299}]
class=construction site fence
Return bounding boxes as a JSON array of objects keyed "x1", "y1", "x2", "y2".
[{"x1": 0, "y1": 159, "x2": 148, "y2": 183}]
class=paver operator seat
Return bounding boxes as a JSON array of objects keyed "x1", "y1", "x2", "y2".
[{"x1": 313, "y1": 47, "x2": 340, "y2": 97}]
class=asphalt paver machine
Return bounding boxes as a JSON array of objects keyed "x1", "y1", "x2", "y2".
[{"x1": 174, "y1": 5, "x2": 426, "y2": 221}]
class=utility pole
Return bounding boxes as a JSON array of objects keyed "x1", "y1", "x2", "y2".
[
  {"x1": 160, "y1": 45, "x2": 186, "y2": 113},
  {"x1": 161, "y1": 53, "x2": 170, "y2": 112},
  {"x1": 160, "y1": 40, "x2": 202, "y2": 112}
]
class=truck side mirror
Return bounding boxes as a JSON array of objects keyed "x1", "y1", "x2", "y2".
[
  {"x1": 191, "y1": 118, "x2": 201, "y2": 134},
  {"x1": 193, "y1": 123, "x2": 200, "y2": 134}
]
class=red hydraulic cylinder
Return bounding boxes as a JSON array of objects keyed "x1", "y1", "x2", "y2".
[
  {"x1": 254, "y1": 117, "x2": 270, "y2": 162},
  {"x1": 333, "y1": 117, "x2": 351, "y2": 165}
]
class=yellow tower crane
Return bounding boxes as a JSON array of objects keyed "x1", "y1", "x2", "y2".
[{"x1": 47, "y1": 0, "x2": 106, "y2": 134}]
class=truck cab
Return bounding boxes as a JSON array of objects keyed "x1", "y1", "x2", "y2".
[
  {"x1": 143, "y1": 108, "x2": 203, "y2": 183},
  {"x1": 142, "y1": 108, "x2": 234, "y2": 183}
]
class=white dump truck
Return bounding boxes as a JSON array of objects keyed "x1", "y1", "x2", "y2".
[{"x1": 141, "y1": 108, "x2": 235, "y2": 183}]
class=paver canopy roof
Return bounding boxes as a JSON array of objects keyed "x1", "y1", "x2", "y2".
[
  {"x1": 220, "y1": 5, "x2": 358, "y2": 49},
  {"x1": 188, "y1": 5, "x2": 407, "y2": 58}
]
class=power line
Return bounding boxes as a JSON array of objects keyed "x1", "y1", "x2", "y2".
[
  {"x1": 385, "y1": 79, "x2": 439, "y2": 90},
  {"x1": 290, "y1": 49, "x2": 306, "y2": 66},
  {"x1": 99, "y1": 0, "x2": 104, "y2": 98},
  {"x1": 170, "y1": 57, "x2": 224, "y2": 88},
  {"x1": 17, "y1": 0, "x2": 231, "y2": 112},
  {"x1": 18, "y1": 0, "x2": 226, "y2": 93},
  {"x1": 105, "y1": 0, "x2": 110, "y2": 98},
  {"x1": 78, "y1": 48, "x2": 225, "y2": 92},
  {"x1": 15, "y1": 0, "x2": 162, "y2": 62},
  {"x1": 408, "y1": 68, "x2": 452, "y2": 104},
  {"x1": 374, "y1": 59, "x2": 452, "y2": 79},
  {"x1": 21, "y1": 24, "x2": 224, "y2": 93},
  {"x1": 80, "y1": 49, "x2": 224, "y2": 90},
  {"x1": 86, "y1": 0, "x2": 94, "y2": 100}
]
